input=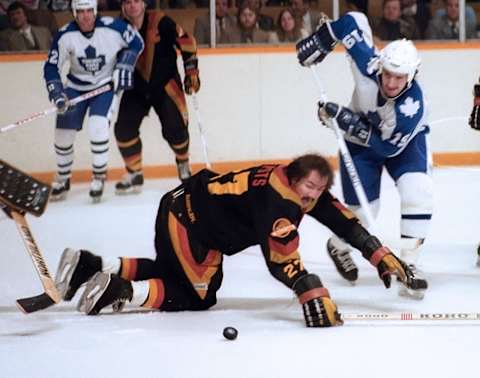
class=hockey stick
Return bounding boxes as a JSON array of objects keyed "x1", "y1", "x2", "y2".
[
  {"x1": 309, "y1": 67, "x2": 417, "y2": 249},
  {"x1": 10, "y1": 210, "x2": 61, "y2": 313},
  {"x1": 341, "y1": 312, "x2": 480, "y2": 322},
  {"x1": 191, "y1": 94, "x2": 212, "y2": 169},
  {"x1": 0, "y1": 83, "x2": 112, "y2": 133}
]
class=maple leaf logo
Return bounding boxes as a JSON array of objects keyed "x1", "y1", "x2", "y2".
[
  {"x1": 399, "y1": 97, "x2": 420, "y2": 118},
  {"x1": 78, "y1": 45, "x2": 106, "y2": 75}
]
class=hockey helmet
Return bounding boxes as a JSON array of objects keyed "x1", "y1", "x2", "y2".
[
  {"x1": 379, "y1": 39, "x2": 420, "y2": 87},
  {"x1": 72, "y1": 0, "x2": 98, "y2": 18}
]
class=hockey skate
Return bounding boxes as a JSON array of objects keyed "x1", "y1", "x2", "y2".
[
  {"x1": 89, "y1": 175, "x2": 105, "y2": 203},
  {"x1": 55, "y1": 248, "x2": 102, "y2": 300},
  {"x1": 398, "y1": 264, "x2": 428, "y2": 300},
  {"x1": 115, "y1": 171, "x2": 144, "y2": 195},
  {"x1": 176, "y1": 159, "x2": 191, "y2": 183},
  {"x1": 326, "y1": 238, "x2": 358, "y2": 283},
  {"x1": 51, "y1": 177, "x2": 70, "y2": 202},
  {"x1": 78, "y1": 272, "x2": 133, "y2": 315}
]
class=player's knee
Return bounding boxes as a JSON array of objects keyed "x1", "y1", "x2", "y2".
[
  {"x1": 88, "y1": 115, "x2": 109, "y2": 141},
  {"x1": 397, "y1": 173, "x2": 433, "y2": 214}
]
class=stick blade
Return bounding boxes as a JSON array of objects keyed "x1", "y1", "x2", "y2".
[{"x1": 16, "y1": 293, "x2": 56, "y2": 314}]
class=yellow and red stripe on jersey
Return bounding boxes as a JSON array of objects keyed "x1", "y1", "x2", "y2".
[
  {"x1": 268, "y1": 166, "x2": 318, "y2": 212},
  {"x1": 332, "y1": 199, "x2": 356, "y2": 219},
  {"x1": 168, "y1": 212, "x2": 222, "y2": 299},
  {"x1": 176, "y1": 31, "x2": 197, "y2": 54},
  {"x1": 165, "y1": 79, "x2": 189, "y2": 125},
  {"x1": 120, "y1": 257, "x2": 138, "y2": 281},
  {"x1": 142, "y1": 278, "x2": 165, "y2": 309},
  {"x1": 268, "y1": 234, "x2": 300, "y2": 264},
  {"x1": 137, "y1": 11, "x2": 164, "y2": 82}
]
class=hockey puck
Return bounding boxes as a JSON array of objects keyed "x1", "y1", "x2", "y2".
[{"x1": 223, "y1": 326, "x2": 238, "y2": 340}]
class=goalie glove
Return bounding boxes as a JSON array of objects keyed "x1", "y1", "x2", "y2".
[
  {"x1": 184, "y1": 56, "x2": 200, "y2": 95},
  {"x1": 318, "y1": 102, "x2": 372, "y2": 145},
  {"x1": 293, "y1": 273, "x2": 342, "y2": 327},
  {"x1": 46, "y1": 80, "x2": 69, "y2": 114},
  {"x1": 296, "y1": 23, "x2": 337, "y2": 67},
  {"x1": 468, "y1": 84, "x2": 480, "y2": 131}
]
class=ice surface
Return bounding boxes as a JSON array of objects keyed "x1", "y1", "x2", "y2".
[{"x1": 1, "y1": 168, "x2": 479, "y2": 378}]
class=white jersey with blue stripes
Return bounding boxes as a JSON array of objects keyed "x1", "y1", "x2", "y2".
[
  {"x1": 329, "y1": 12, "x2": 429, "y2": 158},
  {"x1": 44, "y1": 16, "x2": 144, "y2": 92}
]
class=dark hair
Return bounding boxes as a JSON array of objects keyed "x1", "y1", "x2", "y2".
[
  {"x1": 276, "y1": 8, "x2": 303, "y2": 42},
  {"x1": 7, "y1": 1, "x2": 27, "y2": 14},
  {"x1": 286, "y1": 153, "x2": 334, "y2": 190}
]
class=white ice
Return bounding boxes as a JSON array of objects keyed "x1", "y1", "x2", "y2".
[{"x1": 1, "y1": 167, "x2": 479, "y2": 378}]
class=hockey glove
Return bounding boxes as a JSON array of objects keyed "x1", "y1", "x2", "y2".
[
  {"x1": 184, "y1": 56, "x2": 200, "y2": 95},
  {"x1": 296, "y1": 23, "x2": 337, "y2": 67},
  {"x1": 113, "y1": 67, "x2": 133, "y2": 93},
  {"x1": 318, "y1": 102, "x2": 372, "y2": 145},
  {"x1": 369, "y1": 246, "x2": 414, "y2": 288},
  {"x1": 293, "y1": 273, "x2": 342, "y2": 327},
  {"x1": 468, "y1": 84, "x2": 480, "y2": 130},
  {"x1": 46, "y1": 80, "x2": 69, "y2": 114}
]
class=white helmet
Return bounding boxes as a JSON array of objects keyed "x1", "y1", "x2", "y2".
[
  {"x1": 379, "y1": 39, "x2": 420, "y2": 86},
  {"x1": 72, "y1": 0, "x2": 97, "y2": 18}
]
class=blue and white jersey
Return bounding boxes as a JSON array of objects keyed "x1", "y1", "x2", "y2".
[
  {"x1": 329, "y1": 12, "x2": 429, "y2": 158},
  {"x1": 44, "y1": 16, "x2": 144, "y2": 92}
]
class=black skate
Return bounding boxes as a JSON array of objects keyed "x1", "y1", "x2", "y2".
[
  {"x1": 51, "y1": 177, "x2": 70, "y2": 202},
  {"x1": 327, "y1": 238, "x2": 358, "y2": 283},
  {"x1": 55, "y1": 248, "x2": 102, "y2": 300},
  {"x1": 115, "y1": 172, "x2": 144, "y2": 195},
  {"x1": 78, "y1": 272, "x2": 133, "y2": 315},
  {"x1": 176, "y1": 159, "x2": 191, "y2": 183},
  {"x1": 398, "y1": 264, "x2": 428, "y2": 300},
  {"x1": 89, "y1": 176, "x2": 105, "y2": 203}
]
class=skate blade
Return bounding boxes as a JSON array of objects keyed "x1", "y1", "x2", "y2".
[
  {"x1": 90, "y1": 196, "x2": 103, "y2": 204},
  {"x1": 78, "y1": 272, "x2": 111, "y2": 315},
  {"x1": 55, "y1": 248, "x2": 80, "y2": 300},
  {"x1": 115, "y1": 186, "x2": 142, "y2": 196},
  {"x1": 476, "y1": 256, "x2": 480, "y2": 268},
  {"x1": 50, "y1": 192, "x2": 68, "y2": 202}
]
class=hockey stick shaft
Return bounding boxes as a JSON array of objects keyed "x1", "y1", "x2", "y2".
[
  {"x1": 341, "y1": 312, "x2": 480, "y2": 321},
  {"x1": 0, "y1": 83, "x2": 112, "y2": 133},
  {"x1": 11, "y1": 210, "x2": 61, "y2": 306},
  {"x1": 191, "y1": 94, "x2": 212, "y2": 169},
  {"x1": 310, "y1": 67, "x2": 377, "y2": 232}
]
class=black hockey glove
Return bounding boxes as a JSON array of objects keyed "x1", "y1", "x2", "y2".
[
  {"x1": 46, "y1": 80, "x2": 69, "y2": 114},
  {"x1": 293, "y1": 273, "x2": 342, "y2": 327},
  {"x1": 318, "y1": 102, "x2": 372, "y2": 144},
  {"x1": 468, "y1": 84, "x2": 480, "y2": 130},
  {"x1": 296, "y1": 23, "x2": 337, "y2": 67},
  {"x1": 184, "y1": 56, "x2": 200, "y2": 95}
]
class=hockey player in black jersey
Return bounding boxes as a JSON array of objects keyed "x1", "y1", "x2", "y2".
[
  {"x1": 55, "y1": 153, "x2": 415, "y2": 327},
  {"x1": 114, "y1": 0, "x2": 200, "y2": 194}
]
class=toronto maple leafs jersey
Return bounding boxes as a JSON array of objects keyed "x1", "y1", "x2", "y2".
[
  {"x1": 44, "y1": 16, "x2": 144, "y2": 92},
  {"x1": 329, "y1": 12, "x2": 429, "y2": 158}
]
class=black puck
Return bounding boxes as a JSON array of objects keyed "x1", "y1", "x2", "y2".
[{"x1": 223, "y1": 326, "x2": 238, "y2": 340}]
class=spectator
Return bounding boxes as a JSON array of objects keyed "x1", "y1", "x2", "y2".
[
  {"x1": 246, "y1": 0, "x2": 274, "y2": 31},
  {"x1": 232, "y1": 1, "x2": 270, "y2": 43},
  {"x1": 194, "y1": 0, "x2": 239, "y2": 45},
  {"x1": 401, "y1": 0, "x2": 431, "y2": 39},
  {"x1": 269, "y1": 7, "x2": 308, "y2": 43},
  {"x1": 291, "y1": 0, "x2": 321, "y2": 34},
  {"x1": 425, "y1": 0, "x2": 477, "y2": 39},
  {"x1": 372, "y1": 0, "x2": 417, "y2": 40},
  {"x1": 345, "y1": 0, "x2": 368, "y2": 15},
  {"x1": 0, "y1": 1, "x2": 51, "y2": 51}
]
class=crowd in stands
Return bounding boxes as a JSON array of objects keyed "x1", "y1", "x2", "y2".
[{"x1": 0, "y1": 0, "x2": 479, "y2": 51}]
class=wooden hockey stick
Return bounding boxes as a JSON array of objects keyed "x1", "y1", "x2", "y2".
[
  {"x1": 10, "y1": 210, "x2": 61, "y2": 313},
  {"x1": 341, "y1": 312, "x2": 480, "y2": 322},
  {"x1": 0, "y1": 83, "x2": 111, "y2": 133},
  {"x1": 191, "y1": 94, "x2": 212, "y2": 169}
]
